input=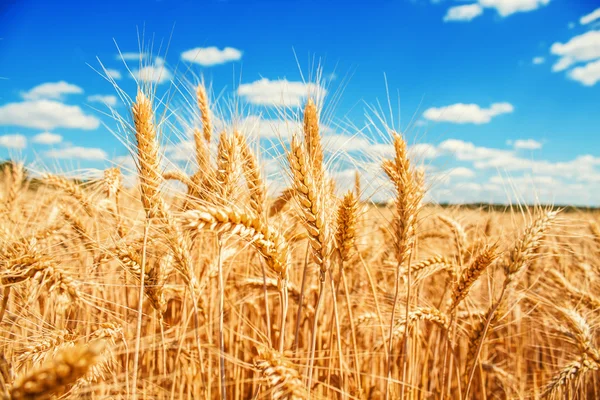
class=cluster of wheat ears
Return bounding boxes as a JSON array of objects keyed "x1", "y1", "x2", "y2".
[{"x1": 0, "y1": 81, "x2": 598, "y2": 400}]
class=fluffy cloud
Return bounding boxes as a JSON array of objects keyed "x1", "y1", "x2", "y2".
[
  {"x1": 568, "y1": 59, "x2": 600, "y2": 86},
  {"x1": 438, "y1": 139, "x2": 511, "y2": 161},
  {"x1": 446, "y1": 167, "x2": 476, "y2": 179},
  {"x1": 532, "y1": 56, "x2": 545, "y2": 64},
  {"x1": 580, "y1": 8, "x2": 600, "y2": 25},
  {"x1": 32, "y1": 132, "x2": 63, "y2": 145},
  {"x1": 550, "y1": 30, "x2": 600, "y2": 72},
  {"x1": 181, "y1": 47, "x2": 242, "y2": 66},
  {"x1": 0, "y1": 100, "x2": 100, "y2": 130},
  {"x1": 408, "y1": 143, "x2": 440, "y2": 160},
  {"x1": 45, "y1": 146, "x2": 108, "y2": 160},
  {"x1": 323, "y1": 134, "x2": 372, "y2": 153},
  {"x1": 87, "y1": 95, "x2": 118, "y2": 107},
  {"x1": 21, "y1": 81, "x2": 83, "y2": 100},
  {"x1": 105, "y1": 69, "x2": 122, "y2": 80},
  {"x1": 478, "y1": 0, "x2": 550, "y2": 17},
  {"x1": 443, "y1": 0, "x2": 549, "y2": 22},
  {"x1": 0, "y1": 134, "x2": 27, "y2": 149},
  {"x1": 133, "y1": 64, "x2": 172, "y2": 84},
  {"x1": 511, "y1": 139, "x2": 543, "y2": 150},
  {"x1": 423, "y1": 102, "x2": 514, "y2": 124},
  {"x1": 444, "y1": 4, "x2": 483, "y2": 22},
  {"x1": 238, "y1": 78, "x2": 326, "y2": 106}
]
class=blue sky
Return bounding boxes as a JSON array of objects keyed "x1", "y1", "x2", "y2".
[{"x1": 0, "y1": 0, "x2": 599, "y2": 205}]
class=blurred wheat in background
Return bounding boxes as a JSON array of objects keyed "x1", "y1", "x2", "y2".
[{"x1": 0, "y1": 77, "x2": 598, "y2": 400}]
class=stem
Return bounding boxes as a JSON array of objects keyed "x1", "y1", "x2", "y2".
[
  {"x1": 293, "y1": 243, "x2": 311, "y2": 353},
  {"x1": 0, "y1": 287, "x2": 10, "y2": 324},
  {"x1": 260, "y1": 260, "x2": 272, "y2": 346},
  {"x1": 278, "y1": 280, "x2": 288, "y2": 353},
  {"x1": 132, "y1": 221, "x2": 150, "y2": 400},
  {"x1": 217, "y1": 237, "x2": 226, "y2": 400},
  {"x1": 328, "y1": 269, "x2": 347, "y2": 399},
  {"x1": 464, "y1": 288, "x2": 506, "y2": 399},
  {"x1": 307, "y1": 276, "x2": 326, "y2": 394},
  {"x1": 340, "y1": 265, "x2": 362, "y2": 395},
  {"x1": 399, "y1": 252, "x2": 414, "y2": 400},
  {"x1": 355, "y1": 247, "x2": 388, "y2": 357}
]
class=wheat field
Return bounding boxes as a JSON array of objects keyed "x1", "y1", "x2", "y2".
[{"x1": 0, "y1": 82, "x2": 598, "y2": 400}]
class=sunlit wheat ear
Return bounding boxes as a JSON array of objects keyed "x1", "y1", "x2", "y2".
[
  {"x1": 407, "y1": 255, "x2": 452, "y2": 275},
  {"x1": 303, "y1": 98, "x2": 324, "y2": 184},
  {"x1": 556, "y1": 308, "x2": 600, "y2": 363},
  {"x1": 114, "y1": 243, "x2": 165, "y2": 312},
  {"x1": 335, "y1": 191, "x2": 358, "y2": 263},
  {"x1": 449, "y1": 244, "x2": 498, "y2": 311},
  {"x1": 1, "y1": 242, "x2": 80, "y2": 307},
  {"x1": 464, "y1": 210, "x2": 558, "y2": 394},
  {"x1": 268, "y1": 188, "x2": 294, "y2": 217},
  {"x1": 41, "y1": 174, "x2": 95, "y2": 217},
  {"x1": 287, "y1": 134, "x2": 331, "y2": 276},
  {"x1": 542, "y1": 358, "x2": 599, "y2": 399},
  {"x1": 236, "y1": 131, "x2": 266, "y2": 218},
  {"x1": 10, "y1": 340, "x2": 105, "y2": 400},
  {"x1": 376, "y1": 307, "x2": 449, "y2": 350},
  {"x1": 216, "y1": 130, "x2": 240, "y2": 201},
  {"x1": 547, "y1": 269, "x2": 600, "y2": 310},
  {"x1": 103, "y1": 167, "x2": 122, "y2": 200},
  {"x1": 384, "y1": 132, "x2": 424, "y2": 267},
  {"x1": 196, "y1": 83, "x2": 212, "y2": 144},
  {"x1": 131, "y1": 89, "x2": 165, "y2": 219},
  {"x1": 60, "y1": 207, "x2": 96, "y2": 255},
  {"x1": 494, "y1": 210, "x2": 558, "y2": 317},
  {"x1": 16, "y1": 330, "x2": 76, "y2": 366},
  {"x1": 181, "y1": 205, "x2": 289, "y2": 279},
  {"x1": 3, "y1": 161, "x2": 24, "y2": 212},
  {"x1": 162, "y1": 170, "x2": 193, "y2": 187},
  {"x1": 438, "y1": 214, "x2": 468, "y2": 257},
  {"x1": 253, "y1": 346, "x2": 307, "y2": 400}
]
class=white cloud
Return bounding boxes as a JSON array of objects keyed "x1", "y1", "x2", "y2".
[
  {"x1": 511, "y1": 139, "x2": 543, "y2": 150},
  {"x1": 105, "y1": 69, "x2": 122, "y2": 80},
  {"x1": 550, "y1": 30, "x2": 600, "y2": 72},
  {"x1": 181, "y1": 46, "x2": 242, "y2": 66},
  {"x1": 238, "y1": 78, "x2": 326, "y2": 106},
  {"x1": 133, "y1": 64, "x2": 172, "y2": 84},
  {"x1": 0, "y1": 134, "x2": 27, "y2": 149},
  {"x1": 532, "y1": 56, "x2": 545, "y2": 64},
  {"x1": 0, "y1": 100, "x2": 100, "y2": 130},
  {"x1": 46, "y1": 146, "x2": 107, "y2": 160},
  {"x1": 446, "y1": 167, "x2": 476, "y2": 178},
  {"x1": 21, "y1": 81, "x2": 83, "y2": 100},
  {"x1": 32, "y1": 132, "x2": 62, "y2": 145},
  {"x1": 87, "y1": 94, "x2": 118, "y2": 107},
  {"x1": 438, "y1": 139, "x2": 512, "y2": 161},
  {"x1": 423, "y1": 102, "x2": 514, "y2": 124},
  {"x1": 444, "y1": 4, "x2": 483, "y2": 21},
  {"x1": 478, "y1": 0, "x2": 550, "y2": 17},
  {"x1": 323, "y1": 134, "x2": 372, "y2": 153},
  {"x1": 568, "y1": 59, "x2": 600, "y2": 86},
  {"x1": 580, "y1": 8, "x2": 600, "y2": 25},
  {"x1": 408, "y1": 143, "x2": 440, "y2": 159}
]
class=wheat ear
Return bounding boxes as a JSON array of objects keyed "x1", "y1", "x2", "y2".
[
  {"x1": 236, "y1": 131, "x2": 266, "y2": 218},
  {"x1": 10, "y1": 340, "x2": 105, "y2": 400}
]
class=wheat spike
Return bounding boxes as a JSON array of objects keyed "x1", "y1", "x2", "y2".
[
  {"x1": 182, "y1": 205, "x2": 289, "y2": 279},
  {"x1": 335, "y1": 191, "x2": 358, "y2": 262},
  {"x1": 10, "y1": 340, "x2": 105, "y2": 400},
  {"x1": 254, "y1": 346, "x2": 307, "y2": 399}
]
